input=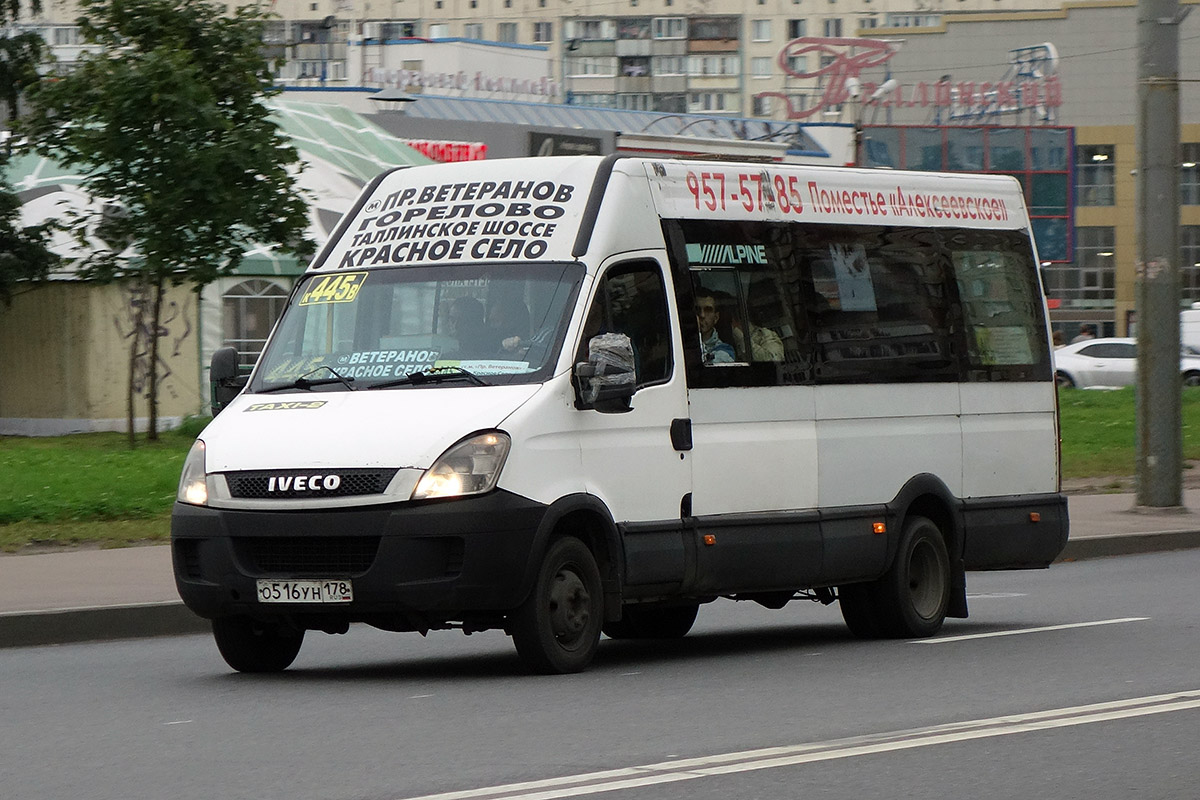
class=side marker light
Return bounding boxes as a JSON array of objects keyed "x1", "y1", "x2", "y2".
[{"x1": 872, "y1": 522, "x2": 887, "y2": 535}]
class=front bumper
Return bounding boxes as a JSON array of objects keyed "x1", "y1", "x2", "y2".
[{"x1": 171, "y1": 490, "x2": 547, "y2": 625}]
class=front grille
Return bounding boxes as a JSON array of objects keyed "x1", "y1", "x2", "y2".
[
  {"x1": 225, "y1": 468, "x2": 398, "y2": 499},
  {"x1": 237, "y1": 536, "x2": 381, "y2": 576}
]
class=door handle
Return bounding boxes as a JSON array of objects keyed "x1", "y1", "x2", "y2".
[{"x1": 670, "y1": 418, "x2": 692, "y2": 451}]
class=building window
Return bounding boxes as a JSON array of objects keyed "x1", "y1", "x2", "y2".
[
  {"x1": 859, "y1": 16, "x2": 878, "y2": 29},
  {"x1": 1183, "y1": 226, "x2": 1200, "y2": 301},
  {"x1": 52, "y1": 26, "x2": 81, "y2": 46},
  {"x1": 1182, "y1": 143, "x2": 1200, "y2": 205},
  {"x1": 1076, "y1": 145, "x2": 1115, "y2": 206},
  {"x1": 652, "y1": 55, "x2": 686, "y2": 75},
  {"x1": 751, "y1": 19, "x2": 771, "y2": 41},
  {"x1": 785, "y1": 54, "x2": 807, "y2": 75},
  {"x1": 617, "y1": 93, "x2": 652, "y2": 110},
  {"x1": 223, "y1": 280, "x2": 289, "y2": 367},
  {"x1": 565, "y1": 56, "x2": 618, "y2": 77},
  {"x1": 497, "y1": 22, "x2": 518, "y2": 42},
  {"x1": 688, "y1": 92, "x2": 732, "y2": 113},
  {"x1": 687, "y1": 55, "x2": 739, "y2": 76},
  {"x1": 885, "y1": 13, "x2": 941, "y2": 27},
  {"x1": 753, "y1": 95, "x2": 772, "y2": 116},
  {"x1": 787, "y1": 19, "x2": 806, "y2": 39},
  {"x1": 565, "y1": 19, "x2": 616, "y2": 40},
  {"x1": 463, "y1": 22, "x2": 483, "y2": 39},
  {"x1": 823, "y1": 18, "x2": 842, "y2": 37},
  {"x1": 652, "y1": 16, "x2": 686, "y2": 39},
  {"x1": 428, "y1": 23, "x2": 449, "y2": 38},
  {"x1": 1044, "y1": 227, "x2": 1114, "y2": 308},
  {"x1": 533, "y1": 21, "x2": 553, "y2": 42},
  {"x1": 752, "y1": 57, "x2": 772, "y2": 79},
  {"x1": 689, "y1": 17, "x2": 738, "y2": 40}
]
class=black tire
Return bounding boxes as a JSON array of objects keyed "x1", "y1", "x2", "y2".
[
  {"x1": 838, "y1": 583, "x2": 884, "y2": 639},
  {"x1": 876, "y1": 515, "x2": 950, "y2": 638},
  {"x1": 510, "y1": 537, "x2": 604, "y2": 674},
  {"x1": 212, "y1": 616, "x2": 305, "y2": 673},
  {"x1": 1055, "y1": 371, "x2": 1075, "y2": 389},
  {"x1": 603, "y1": 603, "x2": 699, "y2": 640},
  {"x1": 838, "y1": 515, "x2": 950, "y2": 639},
  {"x1": 1184, "y1": 372, "x2": 1200, "y2": 387}
]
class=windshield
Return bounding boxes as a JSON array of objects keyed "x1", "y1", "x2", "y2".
[{"x1": 251, "y1": 262, "x2": 585, "y2": 392}]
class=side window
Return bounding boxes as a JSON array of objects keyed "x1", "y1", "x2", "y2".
[
  {"x1": 948, "y1": 228, "x2": 1052, "y2": 381},
  {"x1": 576, "y1": 262, "x2": 672, "y2": 387},
  {"x1": 667, "y1": 219, "x2": 813, "y2": 388},
  {"x1": 803, "y1": 226, "x2": 959, "y2": 384}
]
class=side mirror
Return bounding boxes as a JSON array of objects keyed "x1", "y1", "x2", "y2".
[
  {"x1": 210, "y1": 346, "x2": 246, "y2": 415},
  {"x1": 574, "y1": 333, "x2": 635, "y2": 413}
]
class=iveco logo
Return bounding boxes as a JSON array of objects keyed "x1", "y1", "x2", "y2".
[{"x1": 268, "y1": 474, "x2": 342, "y2": 492}]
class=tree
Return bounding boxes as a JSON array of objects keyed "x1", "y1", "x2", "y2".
[
  {"x1": 22, "y1": 0, "x2": 313, "y2": 442},
  {"x1": 0, "y1": 0, "x2": 58, "y2": 305}
]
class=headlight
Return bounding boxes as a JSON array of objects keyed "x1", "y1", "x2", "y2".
[
  {"x1": 177, "y1": 440, "x2": 209, "y2": 505},
  {"x1": 412, "y1": 431, "x2": 511, "y2": 500}
]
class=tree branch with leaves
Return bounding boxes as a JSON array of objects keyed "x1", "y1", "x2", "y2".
[{"x1": 22, "y1": 0, "x2": 314, "y2": 442}]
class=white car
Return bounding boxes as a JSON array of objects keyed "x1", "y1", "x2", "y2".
[{"x1": 1053, "y1": 337, "x2": 1200, "y2": 388}]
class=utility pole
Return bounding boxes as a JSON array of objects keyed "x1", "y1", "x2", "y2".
[{"x1": 1135, "y1": 0, "x2": 1187, "y2": 507}]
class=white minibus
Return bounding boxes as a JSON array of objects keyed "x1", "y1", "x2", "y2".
[{"x1": 173, "y1": 155, "x2": 1068, "y2": 673}]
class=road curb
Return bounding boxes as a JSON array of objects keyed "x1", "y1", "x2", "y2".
[
  {"x1": 0, "y1": 602, "x2": 208, "y2": 649},
  {"x1": 1056, "y1": 529, "x2": 1200, "y2": 562},
  {"x1": 2, "y1": 532, "x2": 1199, "y2": 650}
]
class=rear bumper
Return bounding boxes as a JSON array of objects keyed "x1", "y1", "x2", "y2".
[
  {"x1": 961, "y1": 493, "x2": 1069, "y2": 569},
  {"x1": 171, "y1": 490, "x2": 547, "y2": 624}
]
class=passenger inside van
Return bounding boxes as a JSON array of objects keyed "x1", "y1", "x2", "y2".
[
  {"x1": 447, "y1": 296, "x2": 495, "y2": 358},
  {"x1": 732, "y1": 278, "x2": 786, "y2": 362},
  {"x1": 695, "y1": 289, "x2": 736, "y2": 364}
]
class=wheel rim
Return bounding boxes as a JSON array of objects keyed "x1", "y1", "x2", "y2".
[
  {"x1": 548, "y1": 568, "x2": 592, "y2": 648},
  {"x1": 907, "y1": 539, "x2": 946, "y2": 620}
]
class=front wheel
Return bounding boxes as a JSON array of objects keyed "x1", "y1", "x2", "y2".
[
  {"x1": 510, "y1": 537, "x2": 604, "y2": 674},
  {"x1": 1184, "y1": 371, "x2": 1200, "y2": 387},
  {"x1": 1055, "y1": 371, "x2": 1076, "y2": 389},
  {"x1": 212, "y1": 616, "x2": 305, "y2": 673}
]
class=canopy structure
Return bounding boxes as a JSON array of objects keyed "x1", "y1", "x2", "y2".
[{"x1": 7, "y1": 97, "x2": 434, "y2": 277}]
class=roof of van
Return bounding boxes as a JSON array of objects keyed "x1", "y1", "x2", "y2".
[{"x1": 309, "y1": 156, "x2": 1031, "y2": 273}]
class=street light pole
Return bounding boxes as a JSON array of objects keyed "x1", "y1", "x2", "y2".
[{"x1": 1135, "y1": 0, "x2": 1188, "y2": 507}]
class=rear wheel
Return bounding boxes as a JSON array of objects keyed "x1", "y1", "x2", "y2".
[
  {"x1": 1184, "y1": 371, "x2": 1200, "y2": 387},
  {"x1": 510, "y1": 537, "x2": 604, "y2": 674},
  {"x1": 603, "y1": 603, "x2": 699, "y2": 640},
  {"x1": 212, "y1": 616, "x2": 305, "y2": 673},
  {"x1": 1055, "y1": 371, "x2": 1075, "y2": 389},
  {"x1": 838, "y1": 515, "x2": 950, "y2": 639}
]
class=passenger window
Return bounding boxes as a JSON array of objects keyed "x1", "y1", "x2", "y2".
[
  {"x1": 667, "y1": 219, "x2": 812, "y2": 388},
  {"x1": 577, "y1": 262, "x2": 672, "y2": 387},
  {"x1": 949, "y1": 229, "x2": 1052, "y2": 380},
  {"x1": 803, "y1": 226, "x2": 958, "y2": 384}
]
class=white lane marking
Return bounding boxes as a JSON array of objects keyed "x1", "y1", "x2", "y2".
[
  {"x1": 163, "y1": 720, "x2": 193, "y2": 726},
  {"x1": 409, "y1": 694, "x2": 435, "y2": 699},
  {"x1": 392, "y1": 690, "x2": 1200, "y2": 800},
  {"x1": 916, "y1": 617, "x2": 1149, "y2": 644}
]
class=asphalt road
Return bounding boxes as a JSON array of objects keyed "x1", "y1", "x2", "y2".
[{"x1": 3, "y1": 550, "x2": 1198, "y2": 800}]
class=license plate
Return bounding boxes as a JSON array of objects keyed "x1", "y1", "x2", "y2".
[{"x1": 256, "y1": 579, "x2": 353, "y2": 604}]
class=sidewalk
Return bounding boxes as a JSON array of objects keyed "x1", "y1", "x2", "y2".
[{"x1": 4, "y1": 489, "x2": 1200, "y2": 649}]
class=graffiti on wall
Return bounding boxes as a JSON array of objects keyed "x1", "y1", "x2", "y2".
[{"x1": 114, "y1": 283, "x2": 194, "y2": 403}]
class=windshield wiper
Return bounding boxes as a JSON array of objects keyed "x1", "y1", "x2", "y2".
[
  {"x1": 259, "y1": 366, "x2": 357, "y2": 394},
  {"x1": 366, "y1": 366, "x2": 490, "y2": 390}
]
